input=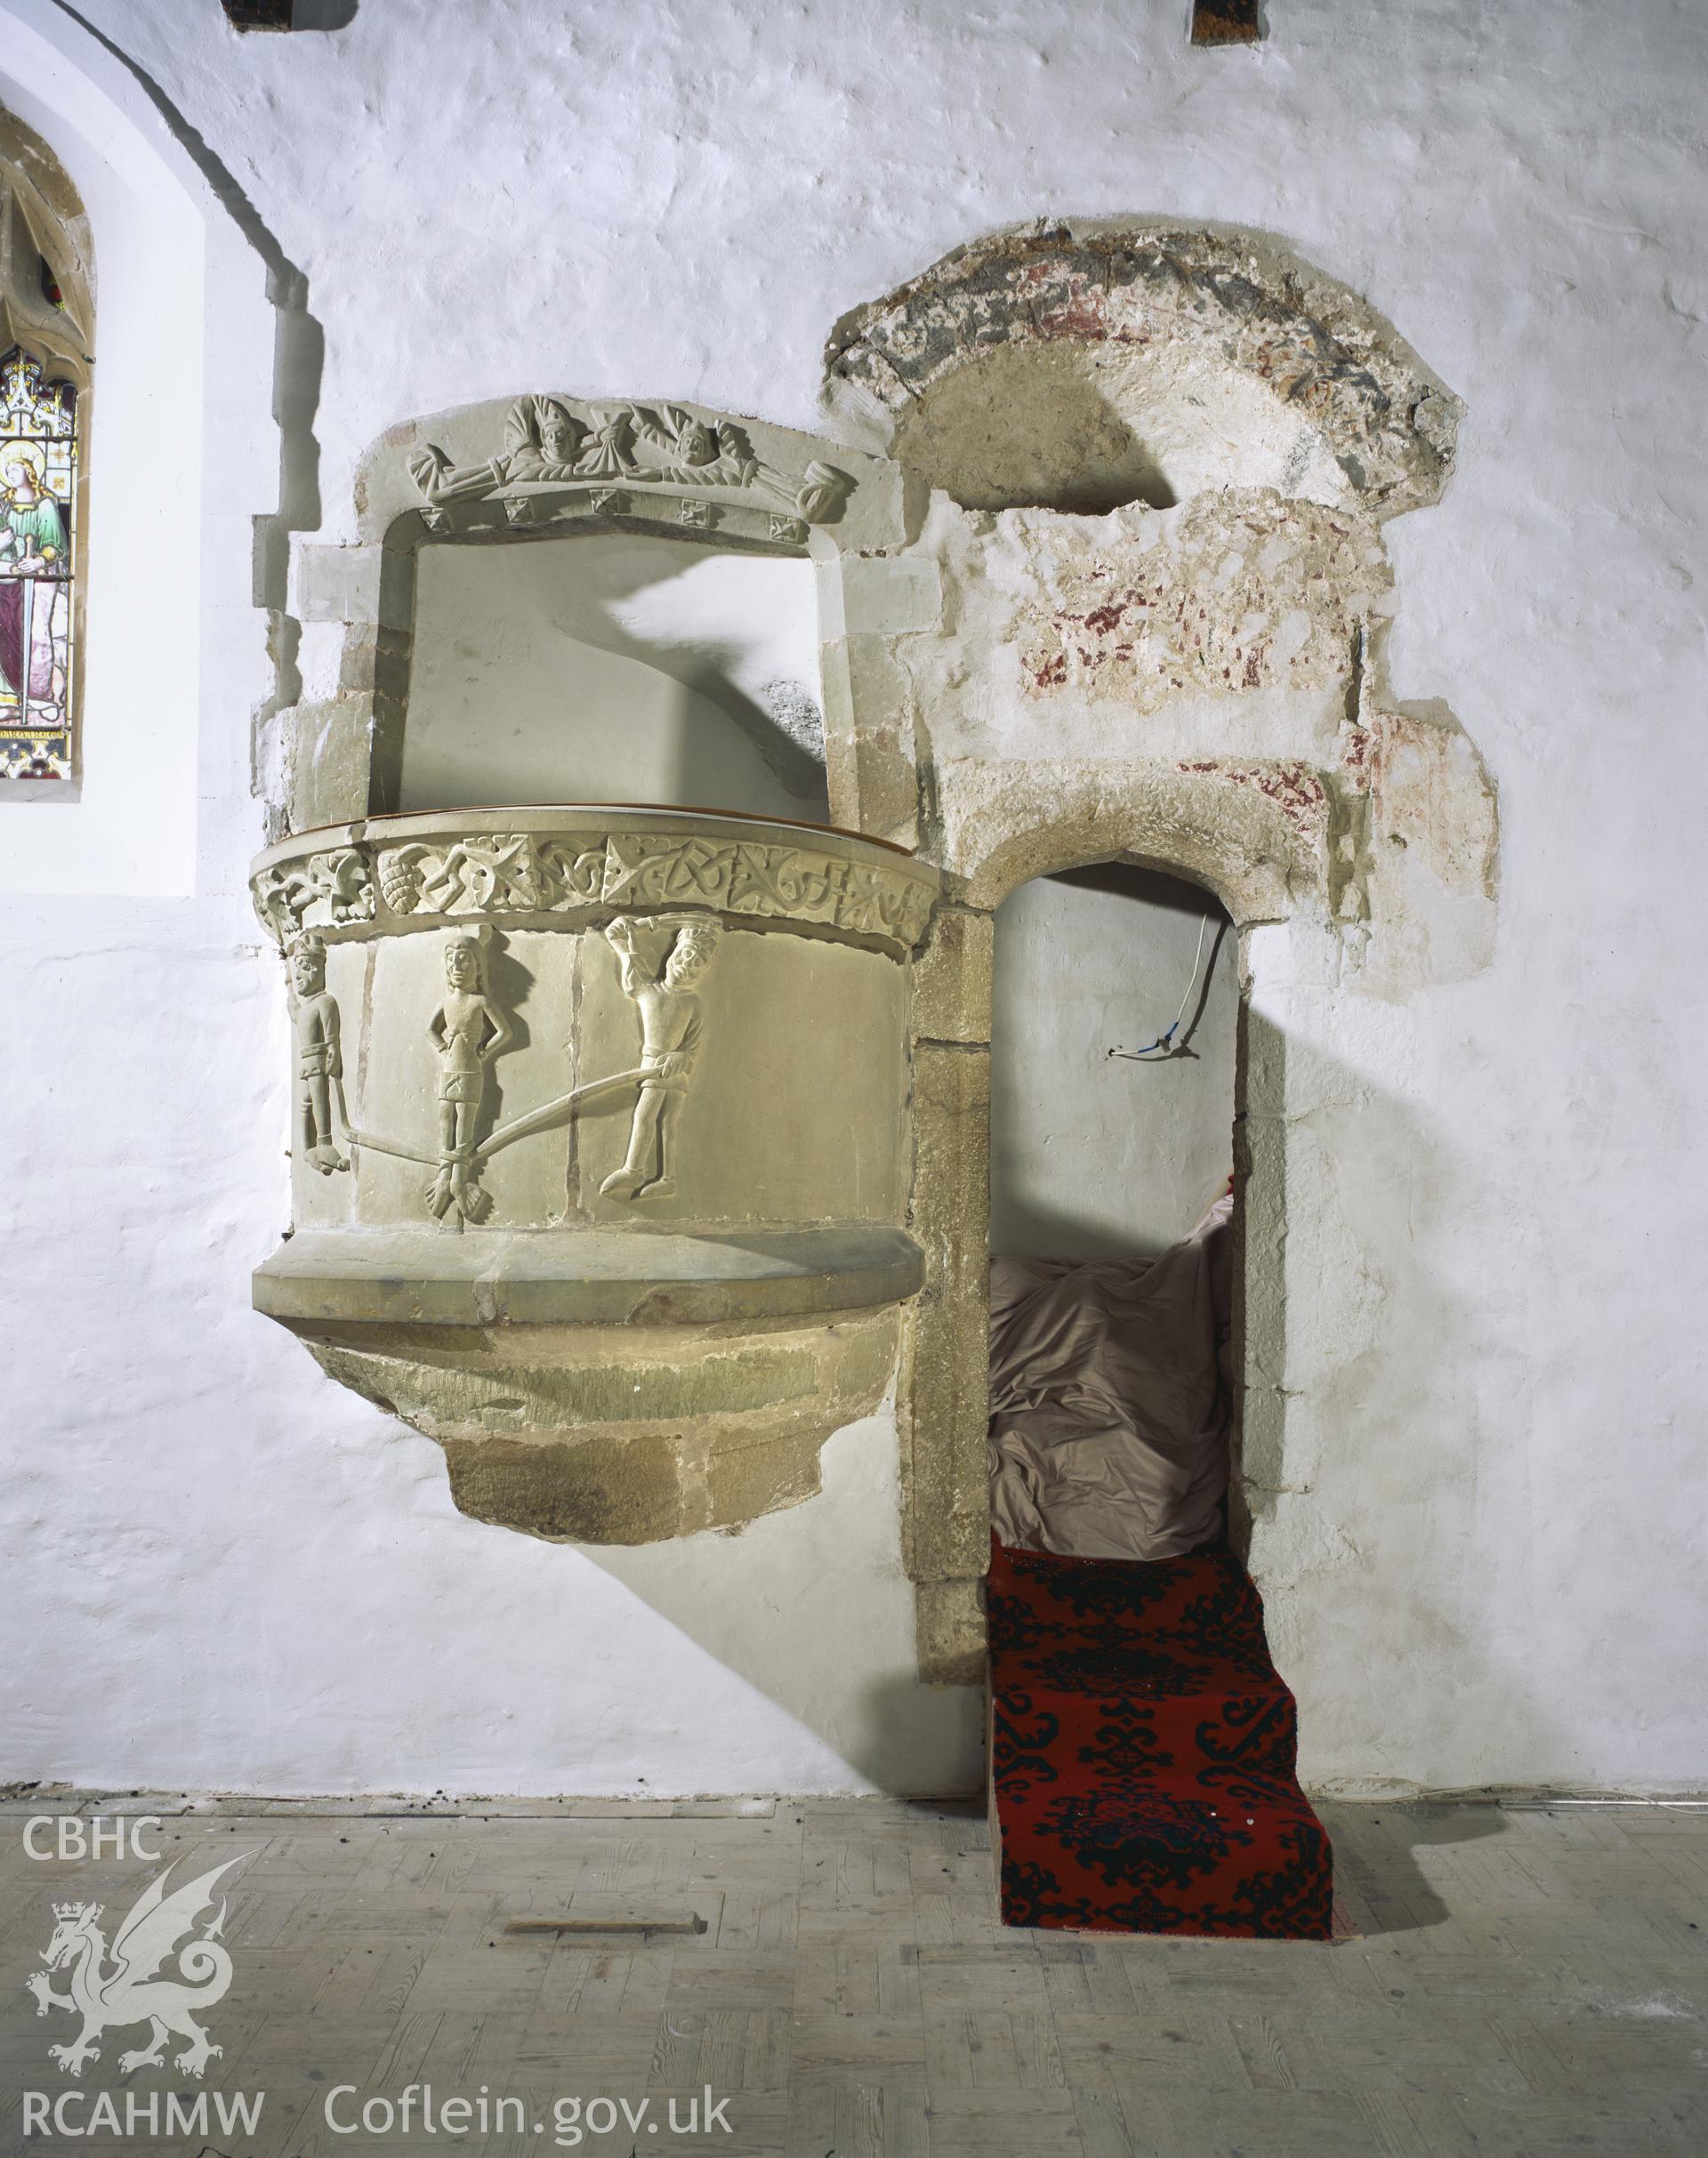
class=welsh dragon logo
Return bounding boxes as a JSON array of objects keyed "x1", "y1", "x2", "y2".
[{"x1": 26, "y1": 1856, "x2": 245, "y2": 2080}]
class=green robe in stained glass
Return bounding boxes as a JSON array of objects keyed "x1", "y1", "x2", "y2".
[{"x1": 1, "y1": 487, "x2": 68, "y2": 571}]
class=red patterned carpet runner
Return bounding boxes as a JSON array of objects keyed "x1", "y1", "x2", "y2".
[{"x1": 988, "y1": 1537, "x2": 1333, "y2": 1938}]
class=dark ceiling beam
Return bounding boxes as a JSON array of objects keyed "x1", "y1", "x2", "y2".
[
  {"x1": 222, "y1": 0, "x2": 294, "y2": 28},
  {"x1": 1191, "y1": 0, "x2": 1262, "y2": 46}
]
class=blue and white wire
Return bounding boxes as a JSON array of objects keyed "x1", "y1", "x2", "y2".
[{"x1": 1108, "y1": 913, "x2": 1213, "y2": 1062}]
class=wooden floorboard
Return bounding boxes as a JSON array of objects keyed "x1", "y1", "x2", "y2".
[{"x1": 0, "y1": 1798, "x2": 1703, "y2": 2154}]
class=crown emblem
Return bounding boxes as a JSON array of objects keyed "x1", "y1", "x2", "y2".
[{"x1": 52, "y1": 1900, "x2": 99, "y2": 1921}]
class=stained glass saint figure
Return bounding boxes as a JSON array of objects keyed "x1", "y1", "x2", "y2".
[{"x1": 0, "y1": 350, "x2": 77, "y2": 779}]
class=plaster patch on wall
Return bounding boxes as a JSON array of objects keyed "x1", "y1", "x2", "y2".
[
  {"x1": 1370, "y1": 705, "x2": 1499, "y2": 900},
  {"x1": 1018, "y1": 492, "x2": 1388, "y2": 710},
  {"x1": 1354, "y1": 704, "x2": 1501, "y2": 993}
]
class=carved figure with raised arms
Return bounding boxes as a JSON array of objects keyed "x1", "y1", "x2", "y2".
[
  {"x1": 600, "y1": 913, "x2": 722, "y2": 1202},
  {"x1": 408, "y1": 394, "x2": 586, "y2": 505}
]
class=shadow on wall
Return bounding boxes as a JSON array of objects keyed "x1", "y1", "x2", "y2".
[
  {"x1": 56, "y1": 0, "x2": 326, "y2": 721},
  {"x1": 243, "y1": 977, "x2": 1580, "y2": 1803},
  {"x1": 991, "y1": 861, "x2": 1237, "y2": 1262},
  {"x1": 399, "y1": 535, "x2": 828, "y2": 819},
  {"x1": 551, "y1": 1412, "x2": 987, "y2": 1797}
]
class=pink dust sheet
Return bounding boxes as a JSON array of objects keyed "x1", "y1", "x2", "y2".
[{"x1": 987, "y1": 1196, "x2": 1234, "y2": 1562}]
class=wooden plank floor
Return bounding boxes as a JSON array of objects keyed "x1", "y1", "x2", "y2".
[{"x1": 1, "y1": 1795, "x2": 1704, "y2": 2154}]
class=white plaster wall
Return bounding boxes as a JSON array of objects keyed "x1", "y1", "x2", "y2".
[
  {"x1": 4, "y1": 0, "x2": 1706, "y2": 1796},
  {"x1": 991, "y1": 869, "x2": 1237, "y2": 1260}
]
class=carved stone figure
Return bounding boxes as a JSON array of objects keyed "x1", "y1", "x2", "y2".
[
  {"x1": 600, "y1": 914, "x2": 722, "y2": 1202},
  {"x1": 792, "y1": 459, "x2": 852, "y2": 524},
  {"x1": 289, "y1": 935, "x2": 348, "y2": 1175},
  {"x1": 408, "y1": 395, "x2": 586, "y2": 506},
  {"x1": 425, "y1": 933, "x2": 513, "y2": 1223},
  {"x1": 630, "y1": 405, "x2": 755, "y2": 489}
]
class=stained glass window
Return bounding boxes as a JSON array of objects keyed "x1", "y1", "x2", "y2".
[
  {"x1": 0, "y1": 105, "x2": 92, "y2": 787},
  {"x1": 0, "y1": 347, "x2": 77, "y2": 780}
]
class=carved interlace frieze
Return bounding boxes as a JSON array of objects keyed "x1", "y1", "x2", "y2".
[
  {"x1": 253, "y1": 826, "x2": 935, "y2": 953},
  {"x1": 407, "y1": 396, "x2": 854, "y2": 540}
]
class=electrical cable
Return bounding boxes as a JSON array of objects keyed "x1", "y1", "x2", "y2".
[{"x1": 1108, "y1": 912, "x2": 1213, "y2": 1061}]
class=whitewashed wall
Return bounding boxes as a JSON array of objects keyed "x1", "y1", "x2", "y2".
[
  {"x1": 991, "y1": 870, "x2": 1237, "y2": 1261},
  {"x1": 3, "y1": 0, "x2": 1704, "y2": 1797}
]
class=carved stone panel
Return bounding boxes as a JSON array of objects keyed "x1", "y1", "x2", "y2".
[{"x1": 405, "y1": 394, "x2": 856, "y2": 548}]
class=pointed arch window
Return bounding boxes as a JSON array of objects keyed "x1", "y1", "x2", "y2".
[{"x1": 0, "y1": 110, "x2": 93, "y2": 785}]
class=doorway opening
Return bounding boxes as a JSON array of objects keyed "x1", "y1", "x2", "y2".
[
  {"x1": 983, "y1": 859, "x2": 1334, "y2": 1940},
  {"x1": 987, "y1": 857, "x2": 1237, "y2": 1562}
]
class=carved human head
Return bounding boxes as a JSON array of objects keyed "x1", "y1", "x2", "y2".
[
  {"x1": 664, "y1": 920, "x2": 720, "y2": 989},
  {"x1": 537, "y1": 400, "x2": 577, "y2": 464},
  {"x1": 445, "y1": 935, "x2": 484, "y2": 989},
  {"x1": 290, "y1": 935, "x2": 327, "y2": 995},
  {"x1": 673, "y1": 412, "x2": 713, "y2": 466}
]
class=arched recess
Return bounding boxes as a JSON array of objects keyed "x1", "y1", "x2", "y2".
[
  {"x1": 825, "y1": 216, "x2": 1460, "y2": 520},
  {"x1": 0, "y1": 103, "x2": 91, "y2": 784},
  {"x1": 902, "y1": 801, "x2": 1303, "y2": 1682}
]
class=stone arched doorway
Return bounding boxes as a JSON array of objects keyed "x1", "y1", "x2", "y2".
[
  {"x1": 898, "y1": 795, "x2": 1325, "y2": 1685},
  {"x1": 834, "y1": 222, "x2": 1499, "y2": 1718}
]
